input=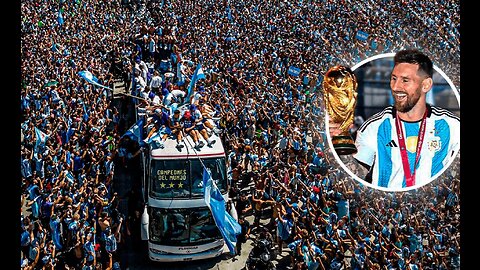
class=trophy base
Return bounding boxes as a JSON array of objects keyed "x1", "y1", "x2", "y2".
[{"x1": 332, "y1": 136, "x2": 357, "y2": 155}]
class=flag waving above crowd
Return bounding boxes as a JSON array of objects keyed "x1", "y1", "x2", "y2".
[
  {"x1": 78, "y1": 70, "x2": 112, "y2": 90},
  {"x1": 184, "y1": 63, "x2": 206, "y2": 105},
  {"x1": 20, "y1": 0, "x2": 461, "y2": 268},
  {"x1": 203, "y1": 167, "x2": 241, "y2": 255}
]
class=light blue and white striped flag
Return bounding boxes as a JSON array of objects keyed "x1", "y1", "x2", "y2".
[
  {"x1": 35, "y1": 127, "x2": 49, "y2": 153},
  {"x1": 122, "y1": 118, "x2": 145, "y2": 147},
  {"x1": 143, "y1": 131, "x2": 163, "y2": 149},
  {"x1": 65, "y1": 170, "x2": 75, "y2": 184},
  {"x1": 288, "y1": 66, "x2": 301, "y2": 77},
  {"x1": 356, "y1": 30, "x2": 369, "y2": 41},
  {"x1": 183, "y1": 63, "x2": 206, "y2": 105},
  {"x1": 78, "y1": 70, "x2": 112, "y2": 90},
  {"x1": 203, "y1": 167, "x2": 241, "y2": 255}
]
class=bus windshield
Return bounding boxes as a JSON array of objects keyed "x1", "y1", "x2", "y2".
[
  {"x1": 150, "y1": 157, "x2": 227, "y2": 199},
  {"x1": 190, "y1": 158, "x2": 227, "y2": 197},
  {"x1": 149, "y1": 207, "x2": 222, "y2": 246}
]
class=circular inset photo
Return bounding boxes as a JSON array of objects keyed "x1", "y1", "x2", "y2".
[{"x1": 324, "y1": 50, "x2": 460, "y2": 191}]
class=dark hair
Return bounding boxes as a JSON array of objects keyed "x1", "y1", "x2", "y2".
[{"x1": 394, "y1": 49, "x2": 433, "y2": 78}]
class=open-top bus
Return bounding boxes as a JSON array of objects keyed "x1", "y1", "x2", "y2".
[{"x1": 137, "y1": 106, "x2": 229, "y2": 262}]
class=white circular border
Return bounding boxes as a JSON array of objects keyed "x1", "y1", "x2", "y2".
[{"x1": 325, "y1": 53, "x2": 461, "y2": 192}]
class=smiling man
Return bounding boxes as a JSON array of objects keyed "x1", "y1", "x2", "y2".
[{"x1": 352, "y1": 49, "x2": 460, "y2": 189}]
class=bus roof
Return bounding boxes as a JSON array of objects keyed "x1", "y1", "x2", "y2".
[{"x1": 150, "y1": 133, "x2": 225, "y2": 160}]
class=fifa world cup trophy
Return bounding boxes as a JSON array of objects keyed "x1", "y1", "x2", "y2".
[{"x1": 322, "y1": 65, "x2": 358, "y2": 155}]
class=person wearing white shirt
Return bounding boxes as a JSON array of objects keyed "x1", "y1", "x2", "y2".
[{"x1": 149, "y1": 70, "x2": 162, "y2": 92}]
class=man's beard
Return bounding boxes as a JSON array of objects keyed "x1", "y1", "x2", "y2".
[{"x1": 393, "y1": 89, "x2": 422, "y2": 113}]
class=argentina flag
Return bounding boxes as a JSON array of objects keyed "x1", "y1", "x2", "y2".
[
  {"x1": 78, "y1": 70, "x2": 113, "y2": 90},
  {"x1": 65, "y1": 170, "x2": 75, "y2": 184},
  {"x1": 122, "y1": 118, "x2": 145, "y2": 147},
  {"x1": 143, "y1": 131, "x2": 163, "y2": 149},
  {"x1": 183, "y1": 63, "x2": 206, "y2": 105},
  {"x1": 356, "y1": 30, "x2": 369, "y2": 41},
  {"x1": 35, "y1": 127, "x2": 49, "y2": 153},
  {"x1": 288, "y1": 66, "x2": 301, "y2": 77},
  {"x1": 203, "y1": 167, "x2": 241, "y2": 255}
]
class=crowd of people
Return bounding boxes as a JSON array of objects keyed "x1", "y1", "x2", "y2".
[
  {"x1": 21, "y1": 1, "x2": 135, "y2": 269},
  {"x1": 21, "y1": 0, "x2": 460, "y2": 269}
]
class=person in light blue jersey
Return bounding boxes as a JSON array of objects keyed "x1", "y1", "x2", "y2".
[
  {"x1": 333, "y1": 49, "x2": 460, "y2": 190},
  {"x1": 21, "y1": 149, "x2": 33, "y2": 179}
]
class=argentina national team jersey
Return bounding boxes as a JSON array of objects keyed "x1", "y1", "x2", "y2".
[{"x1": 353, "y1": 105, "x2": 460, "y2": 189}]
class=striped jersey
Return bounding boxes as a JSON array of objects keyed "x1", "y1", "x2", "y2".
[
  {"x1": 353, "y1": 105, "x2": 460, "y2": 189},
  {"x1": 445, "y1": 191, "x2": 458, "y2": 207}
]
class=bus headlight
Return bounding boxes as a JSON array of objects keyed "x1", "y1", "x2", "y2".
[{"x1": 150, "y1": 248, "x2": 169, "y2": 255}]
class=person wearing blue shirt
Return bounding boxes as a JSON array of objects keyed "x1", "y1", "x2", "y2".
[
  {"x1": 21, "y1": 150, "x2": 33, "y2": 179},
  {"x1": 349, "y1": 245, "x2": 367, "y2": 270},
  {"x1": 329, "y1": 250, "x2": 345, "y2": 270},
  {"x1": 103, "y1": 154, "x2": 114, "y2": 181},
  {"x1": 72, "y1": 150, "x2": 85, "y2": 177},
  {"x1": 181, "y1": 109, "x2": 204, "y2": 149},
  {"x1": 27, "y1": 180, "x2": 42, "y2": 219},
  {"x1": 40, "y1": 195, "x2": 54, "y2": 225},
  {"x1": 21, "y1": 226, "x2": 31, "y2": 260},
  {"x1": 33, "y1": 152, "x2": 45, "y2": 179},
  {"x1": 49, "y1": 214, "x2": 63, "y2": 250},
  {"x1": 276, "y1": 211, "x2": 294, "y2": 254},
  {"x1": 144, "y1": 109, "x2": 171, "y2": 149},
  {"x1": 442, "y1": 181, "x2": 459, "y2": 215},
  {"x1": 83, "y1": 232, "x2": 96, "y2": 267},
  {"x1": 104, "y1": 226, "x2": 118, "y2": 254}
]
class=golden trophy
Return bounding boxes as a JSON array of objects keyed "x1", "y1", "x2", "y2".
[{"x1": 322, "y1": 65, "x2": 358, "y2": 155}]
